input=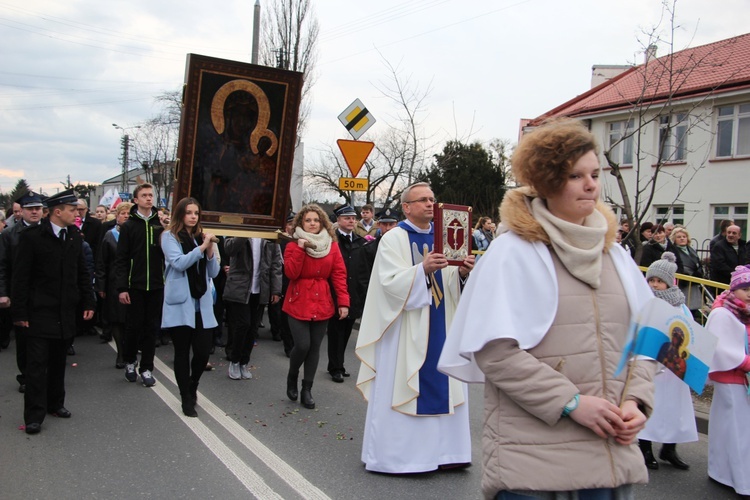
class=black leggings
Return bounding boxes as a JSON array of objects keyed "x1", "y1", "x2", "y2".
[
  {"x1": 288, "y1": 317, "x2": 328, "y2": 382},
  {"x1": 170, "y1": 313, "x2": 212, "y2": 397}
]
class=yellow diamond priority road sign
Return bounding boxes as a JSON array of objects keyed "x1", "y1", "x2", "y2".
[{"x1": 338, "y1": 98, "x2": 375, "y2": 140}]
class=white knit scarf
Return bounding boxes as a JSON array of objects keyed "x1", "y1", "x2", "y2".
[
  {"x1": 293, "y1": 226, "x2": 332, "y2": 258},
  {"x1": 530, "y1": 197, "x2": 608, "y2": 289}
]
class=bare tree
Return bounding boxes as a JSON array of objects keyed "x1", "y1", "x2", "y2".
[
  {"x1": 129, "y1": 90, "x2": 181, "y2": 207},
  {"x1": 259, "y1": 0, "x2": 319, "y2": 136}
]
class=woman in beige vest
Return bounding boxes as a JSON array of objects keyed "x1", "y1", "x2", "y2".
[{"x1": 439, "y1": 119, "x2": 656, "y2": 499}]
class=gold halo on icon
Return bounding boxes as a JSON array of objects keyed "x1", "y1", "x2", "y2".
[{"x1": 210, "y1": 79, "x2": 278, "y2": 156}]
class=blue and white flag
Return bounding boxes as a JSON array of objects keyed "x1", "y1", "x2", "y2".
[{"x1": 615, "y1": 297, "x2": 717, "y2": 394}]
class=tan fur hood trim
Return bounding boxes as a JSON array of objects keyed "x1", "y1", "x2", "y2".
[{"x1": 498, "y1": 186, "x2": 618, "y2": 249}]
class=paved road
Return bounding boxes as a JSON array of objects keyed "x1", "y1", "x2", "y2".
[{"x1": 0, "y1": 325, "x2": 737, "y2": 499}]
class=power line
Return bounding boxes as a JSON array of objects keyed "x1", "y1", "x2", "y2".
[
  {"x1": 319, "y1": 0, "x2": 451, "y2": 42},
  {"x1": 320, "y1": 0, "x2": 534, "y2": 66},
  {"x1": 0, "y1": 96, "x2": 151, "y2": 111},
  {"x1": 0, "y1": 2, "x2": 249, "y2": 55}
]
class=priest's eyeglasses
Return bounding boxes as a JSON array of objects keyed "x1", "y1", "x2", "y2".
[{"x1": 403, "y1": 197, "x2": 437, "y2": 204}]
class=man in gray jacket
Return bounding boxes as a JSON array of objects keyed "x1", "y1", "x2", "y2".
[{"x1": 223, "y1": 237, "x2": 282, "y2": 380}]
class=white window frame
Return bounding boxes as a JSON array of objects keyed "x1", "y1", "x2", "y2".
[
  {"x1": 654, "y1": 205, "x2": 685, "y2": 227},
  {"x1": 607, "y1": 120, "x2": 634, "y2": 166},
  {"x1": 715, "y1": 103, "x2": 750, "y2": 158},
  {"x1": 658, "y1": 113, "x2": 688, "y2": 162},
  {"x1": 712, "y1": 205, "x2": 748, "y2": 240}
]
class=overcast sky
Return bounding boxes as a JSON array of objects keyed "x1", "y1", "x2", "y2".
[{"x1": 1, "y1": 0, "x2": 749, "y2": 196}]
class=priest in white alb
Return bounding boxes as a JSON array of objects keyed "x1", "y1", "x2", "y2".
[{"x1": 355, "y1": 182, "x2": 474, "y2": 473}]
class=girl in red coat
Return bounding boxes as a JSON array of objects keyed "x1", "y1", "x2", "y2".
[{"x1": 283, "y1": 204, "x2": 350, "y2": 409}]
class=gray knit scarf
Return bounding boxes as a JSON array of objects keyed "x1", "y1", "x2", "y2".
[{"x1": 654, "y1": 286, "x2": 685, "y2": 307}]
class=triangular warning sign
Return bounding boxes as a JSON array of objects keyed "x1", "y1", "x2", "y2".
[{"x1": 337, "y1": 139, "x2": 374, "y2": 177}]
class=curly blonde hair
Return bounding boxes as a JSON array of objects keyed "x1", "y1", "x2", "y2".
[
  {"x1": 292, "y1": 204, "x2": 335, "y2": 237},
  {"x1": 512, "y1": 119, "x2": 599, "y2": 199}
]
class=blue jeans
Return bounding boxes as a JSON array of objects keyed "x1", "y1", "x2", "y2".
[{"x1": 495, "y1": 488, "x2": 621, "y2": 500}]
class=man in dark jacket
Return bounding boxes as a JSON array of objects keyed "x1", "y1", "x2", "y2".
[
  {"x1": 11, "y1": 189, "x2": 95, "y2": 435},
  {"x1": 0, "y1": 191, "x2": 45, "y2": 392},
  {"x1": 77, "y1": 198, "x2": 102, "y2": 256},
  {"x1": 363, "y1": 208, "x2": 401, "y2": 265},
  {"x1": 327, "y1": 205, "x2": 371, "y2": 383},
  {"x1": 710, "y1": 224, "x2": 747, "y2": 285},
  {"x1": 114, "y1": 183, "x2": 164, "y2": 387}
]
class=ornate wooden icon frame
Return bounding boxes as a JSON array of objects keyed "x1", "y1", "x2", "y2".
[{"x1": 174, "y1": 53, "x2": 303, "y2": 236}]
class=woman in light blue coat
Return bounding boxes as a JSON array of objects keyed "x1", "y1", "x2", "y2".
[{"x1": 161, "y1": 197, "x2": 219, "y2": 417}]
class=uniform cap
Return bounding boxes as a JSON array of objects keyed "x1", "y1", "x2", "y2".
[
  {"x1": 376, "y1": 208, "x2": 402, "y2": 223},
  {"x1": 45, "y1": 189, "x2": 79, "y2": 208},
  {"x1": 16, "y1": 191, "x2": 45, "y2": 208},
  {"x1": 333, "y1": 204, "x2": 357, "y2": 218}
]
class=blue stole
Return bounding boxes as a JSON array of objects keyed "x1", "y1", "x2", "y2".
[{"x1": 397, "y1": 221, "x2": 450, "y2": 415}]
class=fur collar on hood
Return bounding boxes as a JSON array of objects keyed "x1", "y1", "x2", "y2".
[{"x1": 498, "y1": 186, "x2": 618, "y2": 249}]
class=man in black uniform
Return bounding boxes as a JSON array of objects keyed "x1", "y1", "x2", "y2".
[
  {"x1": 0, "y1": 191, "x2": 45, "y2": 392},
  {"x1": 11, "y1": 189, "x2": 95, "y2": 435},
  {"x1": 327, "y1": 205, "x2": 371, "y2": 383}
]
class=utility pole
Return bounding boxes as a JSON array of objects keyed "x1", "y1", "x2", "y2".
[
  {"x1": 112, "y1": 123, "x2": 140, "y2": 195},
  {"x1": 121, "y1": 135, "x2": 130, "y2": 193},
  {"x1": 251, "y1": 0, "x2": 261, "y2": 64}
]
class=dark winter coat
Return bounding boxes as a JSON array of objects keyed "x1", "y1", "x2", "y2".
[
  {"x1": 222, "y1": 237, "x2": 282, "y2": 305},
  {"x1": 332, "y1": 231, "x2": 371, "y2": 319},
  {"x1": 80, "y1": 215, "x2": 102, "y2": 256},
  {"x1": 710, "y1": 238, "x2": 748, "y2": 285},
  {"x1": 96, "y1": 227, "x2": 127, "y2": 324},
  {"x1": 639, "y1": 239, "x2": 684, "y2": 274},
  {"x1": 11, "y1": 219, "x2": 95, "y2": 339},
  {"x1": 114, "y1": 206, "x2": 164, "y2": 292},
  {"x1": 282, "y1": 241, "x2": 349, "y2": 322},
  {"x1": 0, "y1": 221, "x2": 37, "y2": 297}
]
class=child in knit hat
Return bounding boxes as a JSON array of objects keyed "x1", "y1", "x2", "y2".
[
  {"x1": 639, "y1": 251, "x2": 696, "y2": 471},
  {"x1": 645, "y1": 251, "x2": 685, "y2": 307}
]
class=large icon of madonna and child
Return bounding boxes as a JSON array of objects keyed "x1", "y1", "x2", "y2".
[{"x1": 174, "y1": 54, "x2": 303, "y2": 232}]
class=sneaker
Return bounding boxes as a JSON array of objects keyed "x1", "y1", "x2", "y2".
[
  {"x1": 141, "y1": 370, "x2": 156, "y2": 387},
  {"x1": 125, "y1": 363, "x2": 137, "y2": 383},
  {"x1": 240, "y1": 364, "x2": 253, "y2": 380},
  {"x1": 228, "y1": 362, "x2": 241, "y2": 380}
]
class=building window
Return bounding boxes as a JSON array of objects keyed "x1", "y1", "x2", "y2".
[
  {"x1": 658, "y1": 113, "x2": 688, "y2": 162},
  {"x1": 716, "y1": 103, "x2": 750, "y2": 158},
  {"x1": 712, "y1": 205, "x2": 748, "y2": 240},
  {"x1": 654, "y1": 205, "x2": 684, "y2": 227},
  {"x1": 607, "y1": 120, "x2": 634, "y2": 166}
]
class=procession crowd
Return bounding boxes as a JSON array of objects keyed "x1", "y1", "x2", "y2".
[{"x1": 2, "y1": 119, "x2": 750, "y2": 499}]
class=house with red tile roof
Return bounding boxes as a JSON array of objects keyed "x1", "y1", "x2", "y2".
[{"x1": 523, "y1": 32, "x2": 750, "y2": 253}]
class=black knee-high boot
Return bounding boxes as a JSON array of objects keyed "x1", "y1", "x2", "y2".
[
  {"x1": 189, "y1": 380, "x2": 199, "y2": 406},
  {"x1": 300, "y1": 380, "x2": 315, "y2": 409},
  {"x1": 639, "y1": 439, "x2": 658, "y2": 470},
  {"x1": 287, "y1": 371, "x2": 299, "y2": 401},
  {"x1": 181, "y1": 392, "x2": 197, "y2": 417}
]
